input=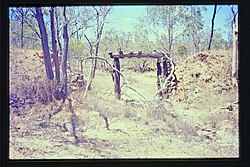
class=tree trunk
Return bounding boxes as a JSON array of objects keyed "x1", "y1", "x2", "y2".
[
  {"x1": 113, "y1": 57, "x2": 121, "y2": 100},
  {"x1": 20, "y1": 8, "x2": 24, "y2": 49},
  {"x1": 50, "y1": 7, "x2": 60, "y2": 84},
  {"x1": 167, "y1": 9, "x2": 173, "y2": 55},
  {"x1": 93, "y1": 36, "x2": 100, "y2": 78},
  {"x1": 62, "y1": 6, "x2": 69, "y2": 99},
  {"x1": 35, "y1": 7, "x2": 54, "y2": 80},
  {"x1": 92, "y1": 6, "x2": 111, "y2": 78},
  {"x1": 92, "y1": 10, "x2": 100, "y2": 79},
  {"x1": 156, "y1": 59, "x2": 163, "y2": 97},
  {"x1": 208, "y1": 4, "x2": 217, "y2": 50},
  {"x1": 167, "y1": 24, "x2": 172, "y2": 54},
  {"x1": 232, "y1": 12, "x2": 238, "y2": 86},
  {"x1": 55, "y1": 7, "x2": 63, "y2": 55},
  {"x1": 83, "y1": 34, "x2": 94, "y2": 92}
]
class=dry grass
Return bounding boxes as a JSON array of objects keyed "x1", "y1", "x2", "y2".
[{"x1": 9, "y1": 48, "x2": 239, "y2": 159}]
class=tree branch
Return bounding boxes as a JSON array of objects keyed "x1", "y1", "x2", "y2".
[
  {"x1": 84, "y1": 34, "x2": 93, "y2": 56},
  {"x1": 154, "y1": 51, "x2": 176, "y2": 98},
  {"x1": 80, "y1": 56, "x2": 147, "y2": 100},
  {"x1": 12, "y1": 9, "x2": 41, "y2": 39},
  {"x1": 69, "y1": 15, "x2": 95, "y2": 38}
]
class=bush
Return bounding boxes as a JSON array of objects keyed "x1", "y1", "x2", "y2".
[
  {"x1": 176, "y1": 45, "x2": 188, "y2": 58},
  {"x1": 10, "y1": 78, "x2": 59, "y2": 108},
  {"x1": 146, "y1": 100, "x2": 173, "y2": 121},
  {"x1": 143, "y1": 99, "x2": 198, "y2": 141},
  {"x1": 68, "y1": 40, "x2": 85, "y2": 58}
]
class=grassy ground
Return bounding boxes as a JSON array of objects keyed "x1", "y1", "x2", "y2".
[{"x1": 9, "y1": 48, "x2": 239, "y2": 159}]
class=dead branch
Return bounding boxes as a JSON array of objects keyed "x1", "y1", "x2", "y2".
[
  {"x1": 153, "y1": 51, "x2": 176, "y2": 98},
  {"x1": 80, "y1": 56, "x2": 147, "y2": 100},
  {"x1": 161, "y1": 51, "x2": 175, "y2": 86},
  {"x1": 69, "y1": 17, "x2": 94, "y2": 38},
  {"x1": 110, "y1": 52, "x2": 165, "y2": 59}
]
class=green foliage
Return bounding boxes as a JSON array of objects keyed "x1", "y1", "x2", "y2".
[
  {"x1": 9, "y1": 6, "x2": 232, "y2": 65},
  {"x1": 68, "y1": 40, "x2": 85, "y2": 58},
  {"x1": 68, "y1": 40, "x2": 86, "y2": 72},
  {"x1": 176, "y1": 45, "x2": 188, "y2": 57},
  {"x1": 212, "y1": 31, "x2": 227, "y2": 50},
  {"x1": 100, "y1": 29, "x2": 134, "y2": 53},
  {"x1": 183, "y1": 6, "x2": 207, "y2": 52},
  {"x1": 146, "y1": 6, "x2": 208, "y2": 56}
]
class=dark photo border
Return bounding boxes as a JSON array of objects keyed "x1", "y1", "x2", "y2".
[{"x1": 1, "y1": 0, "x2": 249, "y2": 167}]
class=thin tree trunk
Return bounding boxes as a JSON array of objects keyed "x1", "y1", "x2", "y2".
[
  {"x1": 113, "y1": 58, "x2": 121, "y2": 100},
  {"x1": 35, "y1": 7, "x2": 54, "y2": 80},
  {"x1": 75, "y1": 23, "x2": 79, "y2": 40},
  {"x1": 93, "y1": 39, "x2": 99, "y2": 78},
  {"x1": 91, "y1": 7, "x2": 111, "y2": 79},
  {"x1": 83, "y1": 34, "x2": 94, "y2": 92},
  {"x1": 232, "y1": 12, "x2": 238, "y2": 86},
  {"x1": 167, "y1": 9, "x2": 174, "y2": 56},
  {"x1": 208, "y1": 4, "x2": 217, "y2": 50},
  {"x1": 62, "y1": 6, "x2": 69, "y2": 99},
  {"x1": 21, "y1": 8, "x2": 24, "y2": 49},
  {"x1": 92, "y1": 9, "x2": 100, "y2": 79},
  {"x1": 84, "y1": 7, "x2": 111, "y2": 93},
  {"x1": 50, "y1": 7, "x2": 60, "y2": 84},
  {"x1": 168, "y1": 11, "x2": 172, "y2": 54},
  {"x1": 55, "y1": 7, "x2": 63, "y2": 55}
]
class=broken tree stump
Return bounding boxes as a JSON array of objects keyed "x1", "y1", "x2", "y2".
[
  {"x1": 156, "y1": 59, "x2": 163, "y2": 97},
  {"x1": 113, "y1": 57, "x2": 121, "y2": 100},
  {"x1": 162, "y1": 57, "x2": 168, "y2": 78}
]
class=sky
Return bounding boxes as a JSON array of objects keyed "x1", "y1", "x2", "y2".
[
  {"x1": 106, "y1": 5, "x2": 147, "y2": 32},
  {"x1": 9, "y1": 5, "x2": 238, "y2": 42},
  {"x1": 105, "y1": 5, "x2": 238, "y2": 41}
]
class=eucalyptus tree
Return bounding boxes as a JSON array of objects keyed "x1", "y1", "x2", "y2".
[
  {"x1": 231, "y1": 5, "x2": 238, "y2": 87},
  {"x1": 55, "y1": 7, "x2": 63, "y2": 54},
  {"x1": 61, "y1": 6, "x2": 69, "y2": 99},
  {"x1": 99, "y1": 29, "x2": 120, "y2": 54},
  {"x1": 208, "y1": 4, "x2": 217, "y2": 50},
  {"x1": 146, "y1": 5, "x2": 189, "y2": 56},
  {"x1": 66, "y1": 6, "x2": 94, "y2": 67},
  {"x1": 83, "y1": 6, "x2": 112, "y2": 92},
  {"x1": 10, "y1": 7, "x2": 41, "y2": 49},
  {"x1": 35, "y1": 7, "x2": 54, "y2": 80},
  {"x1": 10, "y1": 7, "x2": 29, "y2": 48},
  {"x1": 132, "y1": 17, "x2": 156, "y2": 52},
  {"x1": 184, "y1": 6, "x2": 207, "y2": 52},
  {"x1": 50, "y1": 7, "x2": 60, "y2": 83}
]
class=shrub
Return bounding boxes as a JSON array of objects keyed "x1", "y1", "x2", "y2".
[
  {"x1": 146, "y1": 100, "x2": 173, "y2": 121},
  {"x1": 10, "y1": 78, "x2": 59, "y2": 108}
]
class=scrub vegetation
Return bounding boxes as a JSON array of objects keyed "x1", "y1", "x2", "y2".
[{"x1": 9, "y1": 5, "x2": 238, "y2": 159}]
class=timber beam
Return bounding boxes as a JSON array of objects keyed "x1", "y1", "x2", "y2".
[{"x1": 109, "y1": 51, "x2": 169, "y2": 59}]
